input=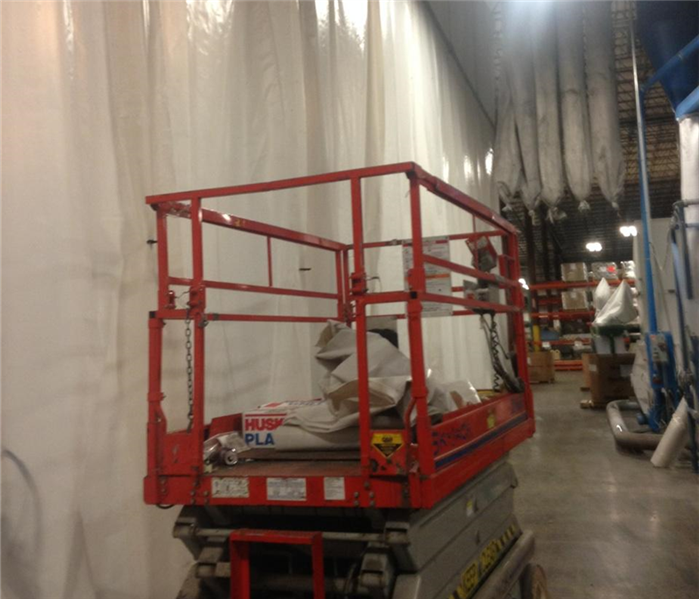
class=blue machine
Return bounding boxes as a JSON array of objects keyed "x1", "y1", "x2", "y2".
[{"x1": 632, "y1": 2, "x2": 698, "y2": 469}]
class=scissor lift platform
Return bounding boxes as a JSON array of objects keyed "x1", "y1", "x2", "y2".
[
  {"x1": 143, "y1": 164, "x2": 540, "y2": 597},
  {"x1": 173, "y1": 460, "x2": 547, "y2": 599}
]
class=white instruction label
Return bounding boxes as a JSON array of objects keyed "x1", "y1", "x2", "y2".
[
  {"x1": 402, "y1": 236, "x2": 453, "y2": 317},
  {"x1": 267, "y1": 477, "x2": 307, "y2": 502},
  {"x1": 323, "y1": 477, "x2": 346, "y2": 501},
  {"x1": 211, "y1": 477, "x2": 249, "y2": 498}
]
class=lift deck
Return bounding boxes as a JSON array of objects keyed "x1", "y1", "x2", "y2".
[{"x1": 144, "y1": 163, "x2": 544, "y2": 598}]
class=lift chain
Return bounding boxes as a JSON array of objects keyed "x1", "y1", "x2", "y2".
[
  {"x1": 185, "y1": 309, "x2": 194, "y2": 431},
  {"x1": 488, "y1": 315, "x2": 504, "y2": 392}
]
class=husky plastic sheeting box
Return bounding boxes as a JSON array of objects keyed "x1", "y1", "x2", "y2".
[
  {"x1": 588, "y1": 354, "x2": 635, "y2": 406},
  {"x1": 527, "y1": 351, "x2": 555, "y2": 383},
  {"x1": 243, "y1": 400, "x2": 321, "y2": 448},
  {"x1": 561, "y1": 262, "x2": 588, "y2": 282},
  {"x1": 561, "y1": 289, "x2": 589, "y2": 311}
]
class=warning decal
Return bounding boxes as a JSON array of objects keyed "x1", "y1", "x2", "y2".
[
  {"x1": 266, "y1": 477, "x2": 307, "y2": 502},
  {"x1": 486, "y1": 411, "x2": 497, "y2": 430},
  {"x1": 211, "y1": 477, "x2": 249, "y2": 499},
  {"x1": 371, "y1": 433, "x2": 404, "y2": 458},
  {"x1": 447, "y1": 524, "x2": 519, "y2": 599}
]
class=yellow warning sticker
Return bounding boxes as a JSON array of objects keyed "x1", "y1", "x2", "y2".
[
  {"x1": 371, "y1": 433, "x2": 404, "y2": 458},
  {"x1": 447, "y1": 524, "x2": 518, "y2": 599},
  {"x1": 486, "y1": 411, "x2": 496, "y2": 430}
]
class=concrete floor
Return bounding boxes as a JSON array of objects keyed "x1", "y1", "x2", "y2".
[{"x1": 509, "y1": 372, "x2": 699, "y2": 599}]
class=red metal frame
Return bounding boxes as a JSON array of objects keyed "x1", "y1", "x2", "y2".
[
  {"x1": 529, "y1": 279, "x2": 635, "y2": 291},
  {"x1": 229, "y1": 530, "x2": 325, "y2": 599},
  {"x1": 144, "y1": 162, "x2": 535, "y2": 510}
]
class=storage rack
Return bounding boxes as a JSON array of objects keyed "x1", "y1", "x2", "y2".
[
  {"x1": 527, "y1": 278, "x2": 636, "y2": 370},
  {"x1": 144, "y1": 162, "x2": 535, "y2": 510}
]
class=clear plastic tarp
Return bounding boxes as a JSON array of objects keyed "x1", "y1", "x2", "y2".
[{"x1": 2, "y1": 2, "x2": 498, "y2": 598}]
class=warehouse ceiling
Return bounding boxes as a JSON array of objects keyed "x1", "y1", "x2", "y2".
[{"x1": 506, "y1": 0, "x2": 681, "y2": 278}]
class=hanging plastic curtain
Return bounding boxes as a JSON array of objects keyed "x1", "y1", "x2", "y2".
[
  {"x1": 532, "y1": 3, "x2": 565, "y2": 222},
  {"x1": 503, "y1": 3, "x2": 541, "y2": 215},
  {"x1": 557, "y1": 1, "x2": 593, "y2": 212},
  {"x1": 585, "y1": 1, "x2": 625, "y2": 210},
  {"x1": 493, "y1": 67, "x2": 524, "y2": 210}
]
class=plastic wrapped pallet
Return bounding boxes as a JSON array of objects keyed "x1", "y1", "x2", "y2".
[
  {"x1": 619, "y1": 260, "x2": 636, "y2": 279},
  {"x1": 556, "y1": 1, "x2": 593, "y2": 212},
  {"x1": 585, "y1": 1, "x2": 625, "y2": 210},
  {"x1": 503, "y1": 3, "x2": 541, "y2": 214},
  {"x1": 493, "y1": 68, "x2": 524, "y2": 209},
  {"x1": 533, "y1": 4, "x2": 565, "y2": 222},
  {"x1": 591, "y1": 261, "x2": 618, "y2": 280}
]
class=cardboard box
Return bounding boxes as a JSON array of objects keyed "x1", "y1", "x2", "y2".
[
  {"x1": 561, "y1": 290, "x2": 589, "y2": 311},
  {"x1": 591, "y1": 262, "x2": 619, "y2": 281},
  {"x1": 527, "y1": 351, "x2": 555, "y2": 383},
  {"x1": 561, "y1": 262, "x2": 588, "y2": 282},
  {"x1": 588, "y1": 354, "x2": 635, "y2": 406},
  {"x1": 243, "y1": 400, "x2": 321, "y2": 447},
  {"x1": 581, "y1": 353, "x2": 592, "y2": 390}
]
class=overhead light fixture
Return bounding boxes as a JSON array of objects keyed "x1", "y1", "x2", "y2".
[
  {"x1": 518, "y1": 277, "x2": 529, "y2": 290},
  {"x1": 586, "y1": 241, "x2": 602, "y2": 252},
  {"x1": 619, "y1": 225, "x2": 638, "y2": 237}
]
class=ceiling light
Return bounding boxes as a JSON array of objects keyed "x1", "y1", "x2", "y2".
[
  {"x1": 518, "y1": 278, "x2": 529, "y2": 290},
  {"x1": 586, "y1": 241, "x2": 602, "y2": 252},
  {"x1": 620, "y1": 225, "x2": 638, "y2": 237}
]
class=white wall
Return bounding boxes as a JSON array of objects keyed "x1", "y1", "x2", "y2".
[{"x1": 2, "y1": 2, "x2": 497, "y2": 598}]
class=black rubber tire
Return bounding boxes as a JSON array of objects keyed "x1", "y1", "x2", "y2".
[{"x1": 522, "y1": 563, "x2": 550, "y2": 599}]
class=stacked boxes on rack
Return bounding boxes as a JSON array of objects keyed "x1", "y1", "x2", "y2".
[
  {"x1": 561, "y1": 262, "x2": 587, "y2": 282},
  {"x1": 560, "y1": 262, "x2": 590, "y2": 314},
  {"x1": 527, "y1": 351, "x2": 555, "y2": 383},
  {"x1": 561, "y1": 289, "x2": 589, "y2": 311}
]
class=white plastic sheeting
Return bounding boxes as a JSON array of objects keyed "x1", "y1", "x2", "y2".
[
  {"x1": 502, "y1": 3, "x2": 541, "y2": 214},
  {"x1": 593, "y1": 278, "x2": 612, "y2": 311},
  {"x1": 593, "y1": 281, "x2": 637, "y2": 326},
  {"x1": 557, "y1": 1, "x2": 593, "y2": 211},
  {"x1": 533, "y1": 4, "x2": 565, "y2": 221},
  {"x1": 493, "y1": 68, "x2": 524, "y2": 208},
  {"x1": 2, "y1": 2, "x2": 497, "y2": 598},
  {"x1": 585, "y1": 1, "x2": 625, "y2": 210}
]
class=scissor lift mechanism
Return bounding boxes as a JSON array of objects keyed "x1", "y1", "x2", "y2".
[{"x1": 144, "y1": 163, "x2": 540, "y2": 598}]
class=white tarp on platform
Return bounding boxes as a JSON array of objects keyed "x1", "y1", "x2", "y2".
[{"x1": 2, "y1": 2, "x2": 497, "y2": 598}]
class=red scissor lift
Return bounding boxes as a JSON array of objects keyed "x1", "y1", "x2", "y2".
[{"x1": 145, "y1": 163, "x2": 538, "y2": 599}]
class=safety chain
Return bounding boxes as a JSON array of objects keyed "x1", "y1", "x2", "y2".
[{"x1": 185, "y1": 309, "x2": 194, "y2": 431}]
